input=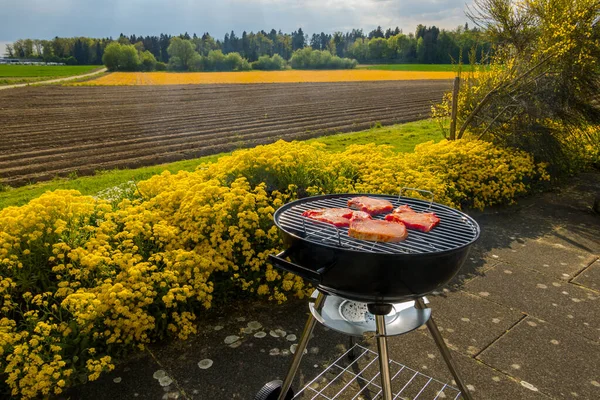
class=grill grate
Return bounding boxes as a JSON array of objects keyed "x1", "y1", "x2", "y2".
[
  {"x1": 294, "y1": 343, "x2": 461, "y2": 399},
  {"x1": 276, "y1": 195, "x2": 478, "y2": 255}
]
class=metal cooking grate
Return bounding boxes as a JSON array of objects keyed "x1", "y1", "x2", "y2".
[
  {"x1": 276, "y1": 195, "x2": 478, "y2": 255},
  {"x1": 294, "y1": 344, "x2": 461, "y2": 399}
]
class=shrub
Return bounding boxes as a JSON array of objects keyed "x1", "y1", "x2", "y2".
[
  {"x1": 290, "y1": 48, "x2": 357, "y2": 69},
  {"x1": 64, "y1": 56, "x2": 77, "y2": 65},
  {"x1": 0, "y1": 139, "x2": 548, "y2": 397},
  {"x1": 102, "y1": 42, "x2": 121, "y2": 71},
  {"x1": 155, "y1": 61, "x2": 167, "y2": 71},
  {"x1": 102, "y1": 42, "x2": 140, "y2": 71},
  {"x1": 167, "y1": 56, "x2": 184, "y2": 71},
  {"x1": 139, "y1": 50, "x2": 157, "y2": 71},
  {"x1": 252, "y1": 54, "x2": 287, "y2": 70},
  {"x1": 433, "y1": 0, "x2": 600, "y2": 175},
  {"x1": 203, "y1": 50, "x2": 250, "y2": 71},
  {"x1": 205, "y1": 49, "x2": 227, "y2": 70}
]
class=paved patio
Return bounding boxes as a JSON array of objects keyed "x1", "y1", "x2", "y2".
[{"x1": 62, "y1": 172, "x2": 600, "y2": 400}]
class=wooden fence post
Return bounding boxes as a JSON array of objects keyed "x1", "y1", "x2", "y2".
[{"x1": 449, "y1": 76, "x2": 460, "y2": 140}]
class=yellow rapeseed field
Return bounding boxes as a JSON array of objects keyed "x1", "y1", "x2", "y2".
[{"x1": 81, "y1": 70, "x2": 456, "y2": 86}]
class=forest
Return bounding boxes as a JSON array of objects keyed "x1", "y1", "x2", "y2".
[{"x1": 5, "y1": 24, "x2": 490, "y2": 66}]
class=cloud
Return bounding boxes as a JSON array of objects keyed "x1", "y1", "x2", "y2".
[{"x1": 0, "y1": 0, "x2": 471, "y2": 41}]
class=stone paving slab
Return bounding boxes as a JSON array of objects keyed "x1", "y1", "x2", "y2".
[
  {"x1": 572, "y1": 259, "x2": 600, "y2": 291},
  {"x1": 148, "y1": 300, "x2": 351, "y2": 399},
  {"x1": 466, "y1": 174, "x2": 600, "y2": 281},
  {"x1": 59, "y1": 351, "x2": 169, "y2": 400},
  {"x1": 447, "y1": 254, "x2": 500, "y2": 289},
  {"x1": 478, "y1": 233, "x2": 596, "y2": 280},
  {"x1": 464, "y1": 262, "x2": 600, "y2": 342},
  {"x1": 356, "y1": 329, "x2": 553, "y2": 400},
  {"x1": 425, "y1": 291, "x2": 523, "y2": 355},
  {"x1": 547, "y1": 226, "x2": 600, "y2": 255},
  {"x1": 477, "y1": 316, "x2": 600, "y2": 399}
]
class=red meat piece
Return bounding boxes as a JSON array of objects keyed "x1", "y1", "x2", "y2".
[
  {"x1": 348, "y1": 219, "x2": 408, "y2": 242},
  {"x1": 347, "y1": 196, "x2": 394, "y2": 215},
  {"x1": 302, "y1": 208, "x2": 372, "y2": 228},
  {"x1": 385, "y1": 205, "x2": 440, "y2": 232}
]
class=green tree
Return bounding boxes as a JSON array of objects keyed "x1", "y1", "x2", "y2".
[
  {"x1": 102, "y1": 42, "x2": 140, "y2": 71},
  {"x1": 119, "y1": 44, "x2": 140, "y2": 70},
  {"x1": 347, "y1": 39, "x2": 369, "y2": 62},
  {"x1": 168, "y1": 56, "x2": 184, "y2": 70},
  {"x1": 167, "y1": 37, "x2": 199, "y2": 70},
  {"x1": 368, "y1": 38, "x2": 389, "y2": 61},
  {"x1": 252, "y1": 54, "x2": 287, "y2": 70},
  {"x1": 102, "y1": 42, "x2": 121, "y2": 70},
  {"x1": 416, "y1": 37, "x2": 425, "y2": 63},
  {"x1": 290, "y1": 48, "x2": 357, "y2": 69},
  {"x1": 391, "y1": 34, "x2": 413, "y2": 62},
  {"x1": 292, "y1": 28, "x2": 306, "y2": 50},
  {"x1": 139, "y1": 50, "x2": 157, "y2": 71}
]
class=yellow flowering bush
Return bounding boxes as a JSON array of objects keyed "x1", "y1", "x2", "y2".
[
  {"x1": 0, "y1": 139, "x2": 548, "y2": 397},
  {"x1": 432, "y1": 0, "x2": 599, "y2": 173},
  {"x1": 405, "y1": 140, "x2": 550, "y2": 210}
]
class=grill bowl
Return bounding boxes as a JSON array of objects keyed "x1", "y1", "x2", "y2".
[{"x1": 270, "y1": 194, "x2": 480, "y2": 303}]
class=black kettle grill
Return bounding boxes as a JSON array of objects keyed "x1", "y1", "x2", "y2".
[{"x1": 256, "y1": 192, "x2": 479, "y2": 400}]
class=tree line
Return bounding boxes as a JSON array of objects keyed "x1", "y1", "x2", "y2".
[
  {"x1": 5, "y1": 24, "x2": 490, "y2": 66},
  {"x1": 102, "y1": 38, "x2": 357, "y2": 72}
]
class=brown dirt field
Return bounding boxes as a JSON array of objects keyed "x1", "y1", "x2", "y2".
[{"x1": 0, "y1": 80, "x2": 451, "y2": 186}]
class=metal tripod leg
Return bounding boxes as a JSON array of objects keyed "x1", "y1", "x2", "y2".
[
  {"x1": 375, "y1": 315, "x2": 393, "y2": 400},
  {"x1": 415, "y1": 298, "x2": 474, "y2": 400},
  {"x1": 277, "y1": 291, "x2": 326, "y2": 400}
]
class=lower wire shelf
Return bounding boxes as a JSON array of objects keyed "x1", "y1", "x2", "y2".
[{"x1": 293, "y1": 344, "x2": 461, "y2": 400}]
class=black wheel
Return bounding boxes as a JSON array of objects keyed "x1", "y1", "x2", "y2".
[{"x1": 254, "y1": 380, "x2": 295, "y2": 400}]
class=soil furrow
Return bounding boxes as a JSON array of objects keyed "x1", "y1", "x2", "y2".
[{"x1": 0, "y1": 80, "x2": 450, "y2": 186}]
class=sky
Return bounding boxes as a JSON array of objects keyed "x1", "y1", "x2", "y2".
[{"x1": 0, "y1": 0, "x2": 471, "y2": 46}]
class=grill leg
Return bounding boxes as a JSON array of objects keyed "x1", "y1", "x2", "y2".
[
  {"x1": 375, "y1": 315, "x2": 393, "y2": 400},
  {"x1": 277, "y1": 291, "x2": 326, "y2": 400},
  {"x1": 416, "y1": 298, "x2": 474, "y2": 400}
]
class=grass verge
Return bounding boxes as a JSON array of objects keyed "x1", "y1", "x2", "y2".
[
  {"x1": 357, "y1": 64, "x2": 458, "y2": 72},
  {"x1": 0, "y1": 65, "x2": 102, "y2": 85},
  {"x1": 308, "y1": 119, "x2": 441, "y2": 152},
  {"x1": 0, "y1": 119, "x2": 442, "y2": 209},
  {"x1": 0, "y1": 64, "x2": 100, "y2": 77}
]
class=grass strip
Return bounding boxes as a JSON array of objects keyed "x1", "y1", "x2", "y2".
[{"x1": 356, "y1": 64, "x2": 458, "y2": 72}]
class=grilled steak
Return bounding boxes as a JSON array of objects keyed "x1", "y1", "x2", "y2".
[
  {"x1": 385, "y1": 205, "x2": 440, "y2": 232},
  {"x1": 302, "y1": 208, "x2": 371, "y2": 227},
  {"x1": 348, "y1": 219, "x2": 408, "y2": 242},
  {"x1": 347, "y1": 196, "x2": 394, "y2": 215}
]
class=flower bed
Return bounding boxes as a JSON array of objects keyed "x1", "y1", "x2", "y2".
[{"x1": 0, "y1": 139, "x2": 548, "y2": 397}]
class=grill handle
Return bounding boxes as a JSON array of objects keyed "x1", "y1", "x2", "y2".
[{"x1": 268, "y1": 250, "x2": 322, "y2": 283}]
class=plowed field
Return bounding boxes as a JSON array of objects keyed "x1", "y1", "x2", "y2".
[{"x1": 0, "y1": 80, "x2": 450, "y2": 186}]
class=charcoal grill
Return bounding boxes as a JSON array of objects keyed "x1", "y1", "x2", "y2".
[{"x1": 256, "y1": 191, "x2": 479, "y2": 400}]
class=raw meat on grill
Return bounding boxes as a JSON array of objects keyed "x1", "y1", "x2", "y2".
[
  {"x1": 385, "y1": 205, "x2": 440, "y2": 232},
  {"x1": 349, "y1": 210, "x2": 372, "y2": 221},
  {"x1": 302, "y1": 208, "x2": 353, "y2": 227},
  {"x1": 348, "y1": 219, "x2": 408, "y2": 242},
  {"x1": 347, "y1": 196, "x2": 394, "y2": 215},
  {"x1": 302, "y1": 208, "x2": 372, "y2": 228}
]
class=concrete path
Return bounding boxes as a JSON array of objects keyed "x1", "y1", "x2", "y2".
[
  {"x1": 0, "y1": 68, "x2": 107, "y2": 90},
  {"x1": 60, "y1": 172, "x2": 600, "y2": 400}
]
